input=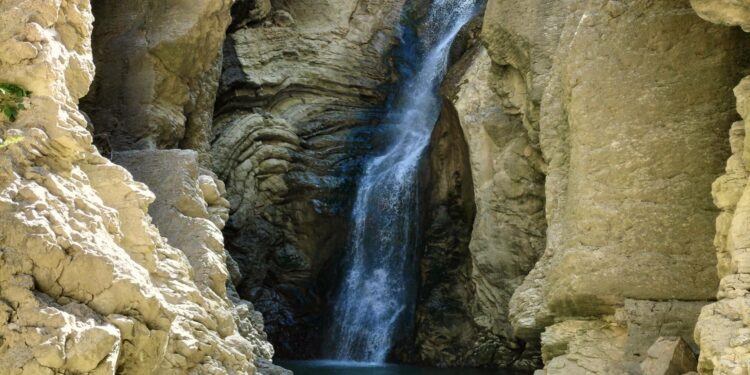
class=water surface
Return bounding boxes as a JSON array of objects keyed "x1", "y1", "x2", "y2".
[{"x1": 277, "y1": 361, "x2": 527, "y2": 375}]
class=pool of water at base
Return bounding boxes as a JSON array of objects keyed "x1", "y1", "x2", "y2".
[{"x1": 276, "y1": 360, "x2": 530, "y2": 375}]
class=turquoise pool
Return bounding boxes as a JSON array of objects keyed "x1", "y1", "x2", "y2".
[{"x1": 276, "y1": 360, "x2": 527, "y2": 375}]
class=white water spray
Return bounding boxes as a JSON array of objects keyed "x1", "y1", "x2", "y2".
[{"x1": 328, "y1": 0, "x2": 481, "y2": 363}]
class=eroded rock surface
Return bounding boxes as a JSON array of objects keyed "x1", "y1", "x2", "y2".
[
  {"x1": 476, "y1": 0, "x2": 748, "y2": 372},
  {"x1": 416, "y1": 89, "x2": 478, "y2": 367},
  {"x1": 521, "y1": 0, "x2": 739, "y2": 321},
  {"x1": 0, "y1": 1, "x2": 263, "y2": 374},
  {"x1": 541, "y1": 319, "x2": 627, "y2": 375},
  {"x1": 80, "y1": 0, "x2": 232, "y2": 159},
  {"x1": 115, "y1": 150, "x2": 231, "y2": 299},
  {"x1": 6, "y1": 0, "x2": 750, "y2": 373},
  {"x1": 115, "y1": 149, "x2": 286, "y2": 374},
  {"x1": 695, "y1": 74, "x2": 750, "y2": 375},
  {"x1": 691, "y1": 0, "x2": 750, "y2": 31},
  {"x1": 640, "y1": 337, "x2": 698, "y2": 375},
  {"x1": 675, "y1": 2, "x2": 750, "y2": 374},
  {"x1": 414, "y1": 44, "x2": 546, "y2": 369},
  {"x1": 211, "y1": 0, "x2": 406, "y2": 356}
]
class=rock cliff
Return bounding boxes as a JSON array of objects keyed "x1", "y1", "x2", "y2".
[
  {"x1": 475, "y1": 0, "x2": 749, "y2": 373},
  {"x1": 690, "y1": 1, "x2": 750, "y2": 373},
  {"x1": 415, "y1": 43, "x2": 547, "y2": 369},
  {"x1": 210, "y1": 0, "x2": 406, "y2": 357},
  {"x1": 5, "y1": 0, "x2": 750, "y2": 374},
  {"x1": 0, "y1": 0, "x2": 264, "y2": 374},
  {"x1": 0, "y1": 0, "x2": 279, "y2": 374},
  {"x1": 80, "y1": 0, "x2": 232, "y2": 159},
  {"x1": 416, "y1": 0, "x2": 748, "y2": 371}
]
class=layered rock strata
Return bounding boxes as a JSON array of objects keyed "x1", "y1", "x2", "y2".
[
  {"x1": 415, "y1": 42, "x2": 547, "y2": 369},
  {"x1": 211, "y1": 0, "x2": 406, "y2": 356},
  {"x1": 0, "y1": 1, "x2": 265, "y2": 374}
]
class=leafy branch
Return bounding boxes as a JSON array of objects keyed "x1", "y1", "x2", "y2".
[{"x1": 0, "y1": 83, "x2": 31, "y2": 122}]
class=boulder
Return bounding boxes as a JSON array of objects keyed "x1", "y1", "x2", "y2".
[{"x1": 640, "y1": 337, "x2": 698, "y2": 375}]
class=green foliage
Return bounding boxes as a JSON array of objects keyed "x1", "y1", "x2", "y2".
[
  {"x1": 0, "y1": 135, "x2": 24, "y2": 149},
  {"x1": 0, "y1": 83, "x2": 31, "y2": 122}
]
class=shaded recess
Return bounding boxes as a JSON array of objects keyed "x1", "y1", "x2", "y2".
[
  {"x1": 80, "y1": 0, "x2": 229, "y2": 157},
  {"x1": 210, "y1": 0, "x2": 404, "y2": 358},
  {"x1": 409, "y1": 100, "x2": 477, "y2": 364}
]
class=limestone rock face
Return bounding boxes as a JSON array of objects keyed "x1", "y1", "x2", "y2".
[
  {"x1": 452, "y1": 45, "x2": 547, "y2": 369},
  {"x1": 640, "y1": 337, "x2": 698, "y2": 375},
  {"x1": 533, "y1": 300, "x2": 705, "y2": 374},
  {"x1": 414, "y1": 45, "x2": 546, "y2": 369},
  {"x1": 681, "y1": 3, "x2": 750, "y2": 374},
  {"x1": 695, "y1": 78, "x2": 750, "y2": 375},
  {"x1": 541, "y1": 319, "x2": 627, "y2": 375},
  {"x1": 416, "y1": 87, "x2": 477, "y2": 367},
  {"x1": 691, "y1": 0, "x2": 750, "y2": 31},
  {"x1": 80, "y1": 0, "x2": 232, "y2": 158},
  {"x1": 0, "y1": 1, "x2": 261, "y2": 373},
  {"x1": 114, "y1": 150, "x2": 231, "y2": 298},
  {"x1": 8, "y1": 0, "x2": 750, "y2": 373},
  {"x1": 474, "y1": 0, "x2": 748, "y2": 372},
  {"x1": 616, "y1": 300, "x2": 705, "y2": 374},
  {"x1": 416, "y1": 1, "x2": 742, "y2": 369},
  {"x1": 115, "y1": 149, "x2": 284, "y2": 373},
  {"x1": 211, "y1": 0, "x2": 406, "y2": 356},
  {"x1": 528, "y1": 0, "x2": 739, "y2": 319},
  {"x1": 476, "y1": 0, "x2": 577, "y2": 347}
]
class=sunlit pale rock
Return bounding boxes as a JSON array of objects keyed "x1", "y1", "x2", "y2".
[
  {"x1": 479, "y1": 0, "x2": 747, "y2": 372},
  {"x1": 0, "y1": 1, "x2": 262, "y2": 373}
]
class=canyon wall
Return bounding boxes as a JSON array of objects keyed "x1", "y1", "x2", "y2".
[
  {"x1": 691, "y1": 1, "x2": 750, "y2": 373},
  {"x1": 416, "y1": 40, "x2": 547, "y2": 368},
  {"x1": 4, "y1": 0, "x2": 750, "y2": 373},
  {"x1": 417, "y1": 0, "x2": 745, "y2": 371},
  {"x1": 0, "y1": 0, "x2": 277, "y2": 374},
  {"x1": 80, "y1": 0, "x2": 232, "y2": 159},
  {"x1": 210, "y1": 0, "x2": 407, "y2": 357},
  {"x1": 418, "y1": 98, "x2": 478, "y2": 367},
  {"x1": 466, "y1": 0, "x2": 749, "y2": 373}
]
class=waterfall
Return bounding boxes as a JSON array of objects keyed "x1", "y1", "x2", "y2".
[{"x1": 327, "y1": 0, "x2": 482, "y2": 363}]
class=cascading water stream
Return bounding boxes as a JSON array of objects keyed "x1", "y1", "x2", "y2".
[{"x1": 327, "y1": 0, "x2": 481, "y2": 363}]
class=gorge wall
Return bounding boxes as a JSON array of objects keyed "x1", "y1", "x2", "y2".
[
  {"x1": 691, "y1": 1, "x2": 750, "y2": 373},
  {"x1": 417, "y1": 0, "x2": 750, "y2": 372},
  {"x1": 210, "y1": 0, "x2": 407, "y2": 357},
  {"x1": 3, "y1": 0, "x2": 750, "y2": 374},
  {"x1": 0, "y1": 0, "x2": 280, "y2": 374},
  {"x1": 80, "y1": 0, "x2": 232, "y2": 158},
  {"x1": 473, "y1": 0, "x2": 750, "y2": 373}
]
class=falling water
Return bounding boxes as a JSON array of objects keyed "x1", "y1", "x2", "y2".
[{"x1": 327, "y1": 0, "x2": 482, "y2": 363}]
